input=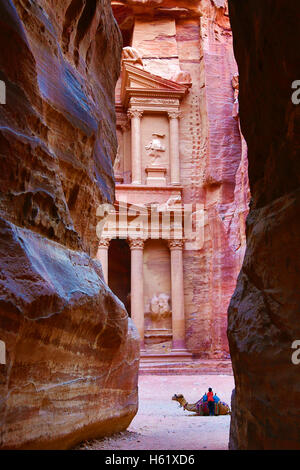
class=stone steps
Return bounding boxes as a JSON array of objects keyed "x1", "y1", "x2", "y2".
[{"x1": 139, "y1": 356, "x2": 233, "y2": 376}]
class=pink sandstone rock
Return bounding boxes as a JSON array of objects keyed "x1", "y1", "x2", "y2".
[{"x1": 0, "y1": 0, "x2": 139, "y2": 449}]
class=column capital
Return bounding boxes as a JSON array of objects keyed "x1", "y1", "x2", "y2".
[
  {"x1": 128, "y1": 237, "x2": 145, "y2": 250},
  {"x1": 168, "y1": 239, "x2": 184, "y2": 250},
  {"x1": 98, "y1": 237, "x2": 111, "y2": 249},
  {"x1": 127, "y1": 108, "x2": 143, "y2": 120},
  {"x1": 168, "y1": 110, "x2": 181, "y2": 120}
]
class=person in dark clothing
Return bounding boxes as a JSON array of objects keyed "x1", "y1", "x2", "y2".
[{"x1": 207, "y1": 387, "x2": 215, "y2": 416}]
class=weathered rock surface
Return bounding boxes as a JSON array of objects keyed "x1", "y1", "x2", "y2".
[
  {"x1": 185, "y1": 0, "x2": 249, "y2": 357},
  {"x1": 112, "y1": 0, "x2": 249, "y2": 357},
  {"x1": 0, "y1": 0, "x2": 139, "y2": 449},
  {"x1": 228, "y1": 0, "x2": 300, "y2": 449}
]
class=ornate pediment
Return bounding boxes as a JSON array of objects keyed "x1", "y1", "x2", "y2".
[{"x1": 121, "y1": 62, "x2": 189, "y2": 107}]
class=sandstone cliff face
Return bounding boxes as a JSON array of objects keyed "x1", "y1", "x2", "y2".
[
  {"x1": 228, "y1": 0, "x2": 300, "y2": 449},
  {"x1": 183, "y1": 0, "x2": 249, "y2": 357},
  {"x1": 112, "y1": 0, "x2": 249, "y2": 357},
  {"x1": 0, "y1": 0, "x2": 139, "y2": 449}
]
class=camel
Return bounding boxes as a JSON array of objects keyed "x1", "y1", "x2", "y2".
[{"x1": 172, "y1": 394, "x2": 231, "y2": 416}]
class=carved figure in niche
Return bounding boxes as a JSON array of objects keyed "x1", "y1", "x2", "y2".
[
  {"x1": 150, "y1": 293, "x2": 171, "y2": 320},
  {"x1": 122, "y1": 47, "x2": 144, "y2": 68},
  {"x1": 150, "y1": 294, "x2": 160, "y2": 315},
  {"x1": 145, "y1": 133, "x2": 166, "y2": 165}
]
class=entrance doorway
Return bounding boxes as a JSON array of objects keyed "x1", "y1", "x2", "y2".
[{"x1": 108, "y1": 239, "x2": 131, "y2": 315}]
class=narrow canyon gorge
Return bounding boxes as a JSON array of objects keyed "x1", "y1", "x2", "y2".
[{"x1": 0, "y1": 0, "x2": 299, "y2": 451}]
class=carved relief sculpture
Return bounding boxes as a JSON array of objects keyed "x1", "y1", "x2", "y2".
[
  {"x1": 150, "y1": 293, "x2": 172, "y2": 321},
  {"x1": 145, "y1": 133, "x2": 166, "y2": 165}
]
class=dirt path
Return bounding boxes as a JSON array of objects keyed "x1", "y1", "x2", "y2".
[{"x1": 78, "y1": 375, "x2": 234, "y2": 451}]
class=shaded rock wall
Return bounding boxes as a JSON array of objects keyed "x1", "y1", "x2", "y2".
[
  {"x1": 228, "y1": 0, "x2": 300, "y2": 449},
  {"x1": 112, "y1": 0, "x2": 249, "y2": 357},
  {"x1": 0, "y1": 0, "x2": 139, "y2": 449}
]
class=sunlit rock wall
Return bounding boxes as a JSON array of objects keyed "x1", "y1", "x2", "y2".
[
  {"x1": 0, "y1": 0, "x2": 139, "y2": 449},
  {"x1": 228, "y1": 0, "x2": 300, "y2": 449},
  {"x1": 112, "y1": 0, "x2": 250, "y2": 358}
]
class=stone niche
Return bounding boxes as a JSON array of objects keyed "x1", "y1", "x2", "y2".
[
  {"x1": 117, "y1": 61, "x2": 190, "y2": 186},
  {"x1": 143, "y1": 240, "x2": 172, "y2": 351},
  {"x1": 142, "y1": 113, "x2": 170, "y2": 186}
]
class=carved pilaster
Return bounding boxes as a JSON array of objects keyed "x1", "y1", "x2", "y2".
[
  {"x1": 96, "y1": 237, "x2": 110, "y2": 283},
  {"x1": 127, "y1": 109, "x2": 143, "y2": 184},
  {"x1": 169, "y1": 238, "x2": 185, "y2": 350},
  {"x1": 168, "y1": 111, "x2": 181, "y2": 185},
  {"x1": 129, "y1": 236, "x2": 145, "y2": 345}
]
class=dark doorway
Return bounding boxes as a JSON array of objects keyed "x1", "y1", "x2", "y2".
[{"x1": 108, "y1": 239, "x2": 131, "y2": 316}]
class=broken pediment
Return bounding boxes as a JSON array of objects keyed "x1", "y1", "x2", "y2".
[{"x1": 121, "y1": 62, "x2": 190, "y2": 107}]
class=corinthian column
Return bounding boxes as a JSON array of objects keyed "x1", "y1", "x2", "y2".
[
  {"x1": 129, "y1": 238, "x2": 145, "y2": 346},
  {"x1": 168, "y1": 111, "x2": 181, "y2": 185},
  {"x1": 168, "y1": 239, "x2": 185, "y2": 350},
  {"x1": 96, "y1": 238, "x2": 110, "y2": 284},
  {"x1": 128, "y1": 109, "x2": 143, "y2": 185}
]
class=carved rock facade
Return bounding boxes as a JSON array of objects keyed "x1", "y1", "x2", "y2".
[{"x1": 110, "y1": 0, "x2": 250, "y2": 358}]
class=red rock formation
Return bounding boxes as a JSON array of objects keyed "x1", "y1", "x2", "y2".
[
  {"x1": 112, "y1": 0, "x2": 249, "y2": 358},
  {"x1": 228, "y1": 0, "x2": 300, "y2": 449},
  {"x1": 186, "y1": 0, "x2": 249, "y2": 358},
  {"x1": 0, "y1": 0, "x2": 139, "y2": 449}
]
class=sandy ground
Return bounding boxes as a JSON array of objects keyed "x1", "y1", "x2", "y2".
[{"x1": 78, "y1": 375, "x2": 235, "y2": 451}]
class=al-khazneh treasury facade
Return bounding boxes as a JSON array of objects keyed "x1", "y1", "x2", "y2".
[{"x1": 96, "y1": 0, "x2": 250, "y2": 362}]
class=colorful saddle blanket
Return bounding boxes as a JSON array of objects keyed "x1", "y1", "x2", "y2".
[{"x1": 195, "y1": 398, "x2": 230, "y2": 416}]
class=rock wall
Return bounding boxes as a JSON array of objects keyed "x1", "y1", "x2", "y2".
[
  {"x1": 0, "y1": 0, "x2": 139, "y2": 449},
  {"x1": 182, "y1": 0, "x2": 249, "y2": 357},
  {"x1": 228, "y1": 0, "x2": 300, "y2": 449},
  {"x1": 112, "y1": 0, "x2": 249, "y2": 358}
]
